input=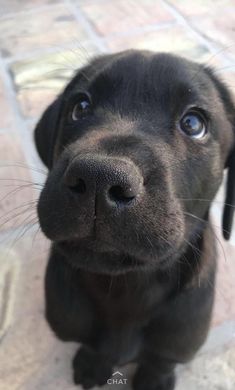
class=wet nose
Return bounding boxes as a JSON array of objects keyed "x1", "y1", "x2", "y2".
[{"x1": 63, "y1": 156, "x2": 143, "y2": 206}]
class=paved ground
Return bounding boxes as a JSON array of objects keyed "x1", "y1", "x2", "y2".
[{"x1": 0, "y1": 0, "x2": 235, "y2": 389}]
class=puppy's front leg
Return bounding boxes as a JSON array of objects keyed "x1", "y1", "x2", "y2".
[
  {"x1": 73, "y1": 345, "x2": 113, "y2": 388},
  {"x1": 46, "y1": 247, "x2": 115, "y2": 388},
  {"x1": 133, "y1": 271, "x2": 215, "y2": 390},
  {"x1": 73, "y1": 329, "x2": 125, "y2": 388},
  {"x1": 45, "y1": 246, "x2": 94, "y2": 343},
  {"x1": 133, "y1": 355, "x2": 175, "y2": 390},
  {"x1": 73, "y1": 327, "x2": 137, "y2": 388}
]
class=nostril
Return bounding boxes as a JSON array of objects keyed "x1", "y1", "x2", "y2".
[
  {"x1": 69, "y1": 178, "x2": 86, "y2": 194},
  {"x1": 108, "y1": 185, "x2": 135, "y2": 204}
]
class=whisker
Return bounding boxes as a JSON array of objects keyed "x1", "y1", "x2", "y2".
[
  {"x1": 183, "y1": 237, "x2": 203, "y2": 258},
  {"x1": 0, "y1": 178, "x2": 43, "y2": 185},
  {"x1": 214, "y1": 65, "x2": 235, "y2": 73},
  {"x1": 213, "y1": 228, "x2": 228, "y2": 264},
  {"x1": 180, "y1": 197, "x2": 235, "y2": 209},
  {"x1": 107, "y1": 275, "x2": 114, "y2": 297},
  {"x1": 31, "y1": 224, "x2": 42, "y2": 249},
  {"x1": 184, "y1": 211, "x2": 229, "y2": 267},
  {"x1": 2, "y1": 218, "x2": 39, "y2": 260},
  {"x1": 0, "y1": 200, "x2": 37, "y2": 222},
  {"x1": 0, "y1": 205, "x2": 37, "y2": 232},
  {"x1": 0, "y1": 161, "x2": 47, "y2": 176},
  {"x1": 186, "y1": 43, "x2": 235, "y2": 85},
  {"x1": 13, "y1": 218, "x2": 39, "y2": 245},
  {"x1": 183, "y1": 211, "x2": 230, "y2": 236},
  {"x1": 0, "y1": 184, "x2": 40, "y2": 203}
]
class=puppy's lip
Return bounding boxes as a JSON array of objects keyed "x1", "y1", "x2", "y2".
[
  {"x1": 58, "y1": 238, "x2": 121, "y2": 256},
  {"x1": 56, "y1": 235, "x2": 180, "y2": 261},
  {"x1": 57, "y1": 237, "x2": 115, "y2": 252},
  {"x1": 55, "y1": 239, "x2": 146, "y2": 273}
]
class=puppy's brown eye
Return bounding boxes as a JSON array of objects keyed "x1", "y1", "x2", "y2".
[
  {"x1": 71, "y1": 94, "x2": 91, "y2": 121},
  {"x1": 179, "y1": 111, "x2": 207, "y2": 139}
]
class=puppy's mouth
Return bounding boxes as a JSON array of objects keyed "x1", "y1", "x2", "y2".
[
  {"x1": 56, "y1": 237, "x2": 147, "y2": 274},
  {"x1": 54, "y1": 232, "x2": 182, "y2": 274},
  {"x1": 57, "y1": 237, "x2": 118, "y2": 254}
]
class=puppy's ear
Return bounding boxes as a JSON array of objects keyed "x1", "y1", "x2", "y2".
[
  {"x1": 203, "y1": 67, "x2": 235, "y2": 240},
  {"x1": 223, "y1": 150, "x2": 235, "y2": 240},
  {"x1": 34, "y1": 96, "x2": 62, "y2": 169}
]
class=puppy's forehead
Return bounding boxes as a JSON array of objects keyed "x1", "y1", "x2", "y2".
[
  {"x1": 104, "y1": 52, "x2": 199, "y2": 83},
  {"x1": 85, "y1": 52, "x2": 214, "y2": 108}
]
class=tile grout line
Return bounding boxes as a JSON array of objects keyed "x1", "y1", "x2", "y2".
[
  {"x1": 2, "y1": 0, "x2": 234, "y2": 68},
  {"x1": 0, "y1": 2, "x2": 66, "y2": 20},
  {"x1": 3, "y1": 39, "x2": 94, "y2": 65},
  {"x1": 0, "y1": 54, "x2": 45, "y2": 184},
  {"x1": 65, "y1": 0, "x2": 110, "y2": 54},
  {"x1": 99, "y1": 20, "x2": 180, "y2": 47},
  {"x1": 0, "y1": 0, "x2": 234, "y2": 69},
  {"x1": 162, "y1": 0, "x2": 235, "y2": 66},
  {"x1": 2, "y1": 20, "x2": 180, "y2": 65}
]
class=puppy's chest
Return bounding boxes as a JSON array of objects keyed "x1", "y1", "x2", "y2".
[{"x1": 83, "y1": 273, "x2": 168, "y2": 326}]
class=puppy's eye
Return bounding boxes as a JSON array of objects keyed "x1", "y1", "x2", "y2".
[
  {"x1": 179, "y1": 111, "x2": 207, "y2": 139},
  {"x1": 71, "y1": 93, "x2": 91, "y2": 121}
]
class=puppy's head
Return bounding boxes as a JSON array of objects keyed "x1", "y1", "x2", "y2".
[{"x1": 35, "y1": 50, "x2": 235, "y2": 274}]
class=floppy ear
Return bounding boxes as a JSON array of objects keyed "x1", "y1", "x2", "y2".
[
  {"x1": 202, "y1": 66, "x2": 235, "y2": 240},
  {"x1": 223, "y1": 150, "x2": 235, "y2": 240},
  {"x1": 34, "y1": 96, "x2": 62, "y2": 169}
]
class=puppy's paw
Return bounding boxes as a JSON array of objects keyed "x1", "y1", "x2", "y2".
[
  {"x1": 73, "y1": 346, "x2": 112, "y2": 389},
  {"x1": 132, "y1": 366, "x2": 175, "y2": 390}
]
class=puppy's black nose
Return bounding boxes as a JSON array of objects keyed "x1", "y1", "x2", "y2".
[{"x1": 63, "y1": 156, "x2": 143, "y2": 206}]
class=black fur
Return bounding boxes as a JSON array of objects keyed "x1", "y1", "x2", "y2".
[{"x1": 35, "y1": 50, "x2": 235, "y2": 390}]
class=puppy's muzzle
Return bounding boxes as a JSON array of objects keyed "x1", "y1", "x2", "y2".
[{"x1": 63, "y1": 155, "x2": 144, "y2": 212}]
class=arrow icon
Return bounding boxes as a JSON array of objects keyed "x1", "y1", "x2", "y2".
[{"x1": 112, "y1": 371, "x2": 123, "y2": 376}]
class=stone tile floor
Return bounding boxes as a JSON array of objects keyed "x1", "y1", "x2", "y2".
[{"x1": 0, "y1": 0, "x2": 235, "y2": 389}]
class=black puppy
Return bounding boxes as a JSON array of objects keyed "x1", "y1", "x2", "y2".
[{"x1": 35, "y1": 50, "x2": 235, "y2": 390}]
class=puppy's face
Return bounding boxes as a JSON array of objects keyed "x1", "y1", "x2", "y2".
[{"x1": 36, "y1": 50, "x2": 235, "y2": 274}]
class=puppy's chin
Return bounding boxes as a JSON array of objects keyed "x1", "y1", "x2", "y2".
[{"x1": 54, "y1": 237, "x2": 183, "y2": 275}]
